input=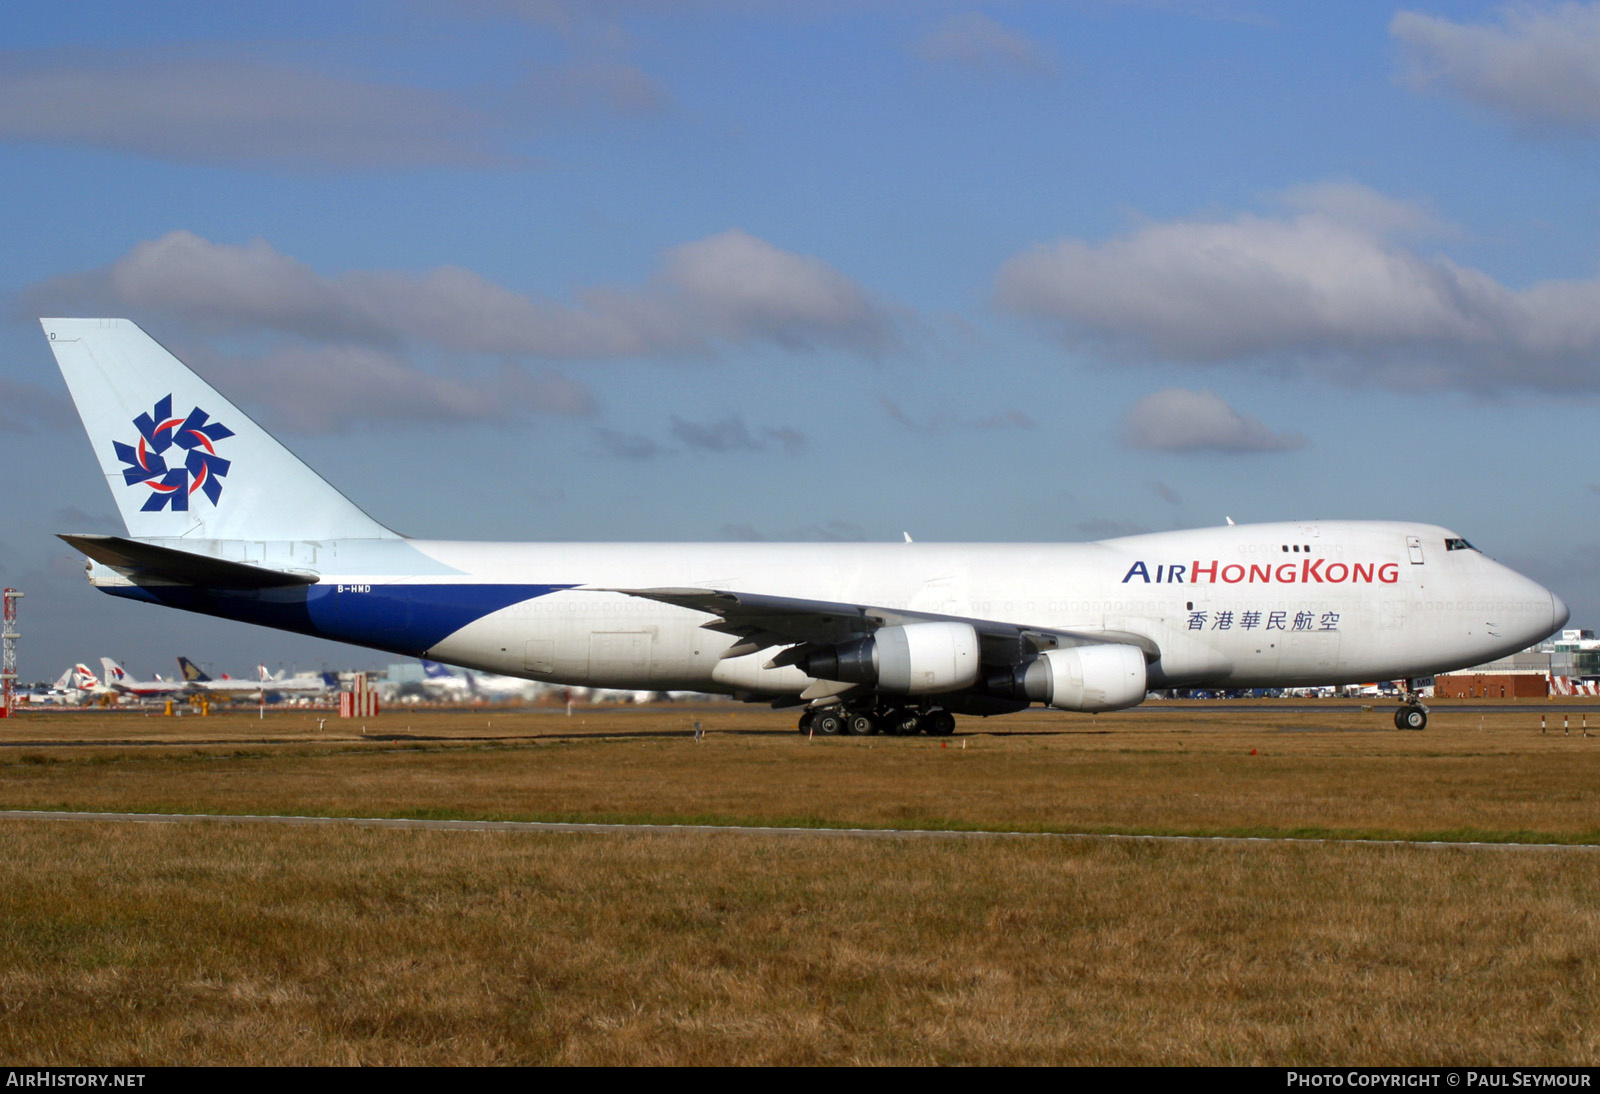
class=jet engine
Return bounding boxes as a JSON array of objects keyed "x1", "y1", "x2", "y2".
[
  {"x1": 1013, "y1": 643, "x2": 1147, "y2": 712},
  {"x1": 798, "y1": 621, "x2": 980, "y2": 694}
]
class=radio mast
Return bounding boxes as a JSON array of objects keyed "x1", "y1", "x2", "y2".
[{"x1": 1, "y1": 588, "x2": 21, "y2": 718}]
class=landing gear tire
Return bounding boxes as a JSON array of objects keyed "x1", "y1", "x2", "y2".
[
  {"x1": 924, "y1": 710, "x2": 956, "y2": 737},
  {"x1": 814, "y1": 710, "x2": 845, "y2": 736},
  {"x1": 797, "y1": 710, "x2": 815, "y2": 735},
  {"x1": 1395, "y1": 706, "x2": 1427, "y2": 731},
  {"x1": 887, "y1": 709, "x2": 921, "y2": 736},
  {"x1": 846, "y1": 712, "x2": 879, "y2": 736}
]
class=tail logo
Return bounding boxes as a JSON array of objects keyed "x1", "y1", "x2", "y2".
[{"x1": 112, "y1": 395, "x2": 236, "y2": 512}]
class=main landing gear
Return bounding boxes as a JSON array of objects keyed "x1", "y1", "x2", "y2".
[
  {"x1": 1393, "y1": 678, "x2": 1428, "y2": 731},
  {"x1": 797, "y1": 704, "x2": 957, "y2": 737}
]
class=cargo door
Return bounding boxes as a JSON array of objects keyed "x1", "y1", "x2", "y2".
[{"x1": 590, "y1": 631, "x2": 653, "y2": 688}]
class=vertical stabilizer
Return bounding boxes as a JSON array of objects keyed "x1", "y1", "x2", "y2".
[{"x1": 42, "y1": 318, "x2": 396, "y2": 541}]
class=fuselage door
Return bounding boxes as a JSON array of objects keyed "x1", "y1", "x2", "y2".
[
  {"x1": 524, "y1": 639, "x2": 556, "y2": 675},
  {"x1": 912, "y1": 576, "x2": 958, "y2": 615},
  {"x1": 591, "y1": 630, "x2": 653, "y2": 687},
  {"x1": 1406, "y1": 535, "x2": 1425, "y2": 565},
  {"x1": 1381, "y1": 599, "x2": 1405, "y2": 629}
]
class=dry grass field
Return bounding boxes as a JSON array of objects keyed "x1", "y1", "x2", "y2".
[{"x1": 0, "y1": 700, "x2": 1597, "y2": 1065}]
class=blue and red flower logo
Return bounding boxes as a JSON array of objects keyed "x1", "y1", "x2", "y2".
[{"x1": 112, "y1": 395, "x2": 235, "y2": 512}]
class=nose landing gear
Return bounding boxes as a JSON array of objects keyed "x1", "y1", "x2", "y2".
[{"x1": 1394, "y1": 705, "x2": 1427, "y2": 731}]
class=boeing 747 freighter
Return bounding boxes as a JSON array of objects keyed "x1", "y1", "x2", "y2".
[{"x1": 42, "y1": 319, "x2": 1567, "y2": 734}]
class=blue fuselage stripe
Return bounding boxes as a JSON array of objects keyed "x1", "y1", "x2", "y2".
[{"x1": 104, "y1": 583, "x2": 572, "y2": 656}]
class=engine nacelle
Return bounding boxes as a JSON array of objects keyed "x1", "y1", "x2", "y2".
[
  {"x1": 1019, "y1": 644, "x2": 1147, "y2": 712},
  {"x1": 799, "y1": 621, "x2": 980, "y2": 695}
]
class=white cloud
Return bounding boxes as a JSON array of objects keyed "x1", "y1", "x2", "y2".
[
  {"x1": 1277, "y1": 180, "x2": 1454, "y2": 237},
  {"x1": 996, "y1": 185, "x2": 1600, "y2": 392},
  {"x1": 1122, "y1": 389, "x2": 1307, "y2": 453},
  {"x1": 36, "y1": 229, "x2": 896, "y2": 361},
  {"x1": 592, "y1": 427, "x2": 668, "y2": 461},
  {"x1": 588, "y1": 415, "x2": 806, "y2": 460},
  {"x1": 0, "y1": 58, "x2": 500, "y2": 169},
  {"x1": 0, "y1": 33, "x2": 680, "y2": 171},
  {"x1": 911, "y1": 12, "x2": 1056, "y2": 78},
  {"x1": 24, "y1": 228, "x2": 897, "y2": 433},
  {"x1": 103, "y1": 234, "x2": 386, "y2": 343},
  {"x1": 187, "y1": 344, "x2": 594, "y2": 433},
  {"x1": 669, "y1": 415, "x2": 807, "y2": 454},
  {"x1": 661, "y1": 229, "x2": 896, "y2": 351},
  {"x1": 1392, "y1": 3, "x2": 1600, "y2": 133}
]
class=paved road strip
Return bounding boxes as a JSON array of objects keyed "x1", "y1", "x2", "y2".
[{"x1": 2, "y1": 809, "x2": 1596, "y2": 851}]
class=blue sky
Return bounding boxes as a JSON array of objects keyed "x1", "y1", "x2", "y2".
[{"x1": 3, "y1": 0, "x2": 1599, "y2": 680}]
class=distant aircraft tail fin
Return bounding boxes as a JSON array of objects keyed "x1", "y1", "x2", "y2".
[
  {"x1": 41, "y1": 318, "x2": 397, "y2": 542},
  {"x1": 101, "y1": 657, "x2": 127, "y2": 685},
  {"x1": 177, "y1": 656, "x2": 211, "y2": 683}
]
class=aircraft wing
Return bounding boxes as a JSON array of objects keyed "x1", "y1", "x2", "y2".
[{"x1": 608, "y1": 587, "x2": 1160, "y2": 666}]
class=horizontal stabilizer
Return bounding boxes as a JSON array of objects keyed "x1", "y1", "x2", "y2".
[{"x1": 58, "y1": 534, "x2": 319, "y2": 589}]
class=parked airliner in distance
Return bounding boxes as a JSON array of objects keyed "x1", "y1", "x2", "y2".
[
  {"x1": 101, "y1": 657, "x2": 186, "y2": 699},
  {"x1": 43, "y1": 318, "x2": 1568, "y2": 734},
  {"x1": 419, "y1": 659, "x2": 538, "y2": 701},
  {"x1": 257, "y1": 665, "x2": 338, "y2": 697},
  {"x1": 23, "y1": 668, "x2": 91, "y2": 706},
  {"x1": 177, "y1": 656, "x2": 272, "y2": 697},
  {"x1": 71, "y1": 663, "x2": 116, "y2": 702}
]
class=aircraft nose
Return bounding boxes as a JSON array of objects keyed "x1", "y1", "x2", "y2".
[{"x1": 1552, "y1": 590, "x2": 1571, "y2": 633}]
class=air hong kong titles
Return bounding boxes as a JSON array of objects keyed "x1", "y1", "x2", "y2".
[{"x1": 1121, "y1": 560, "x2": 1401, "y2": 586}]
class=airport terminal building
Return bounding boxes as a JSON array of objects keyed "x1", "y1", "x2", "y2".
[{"x1": 1434, "y1": 628, "x2": 1600, "y2": 698}]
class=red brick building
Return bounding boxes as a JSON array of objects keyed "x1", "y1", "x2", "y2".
[{"x1": 1433, "y1": 673, "x2": 1548, "y2": 699}]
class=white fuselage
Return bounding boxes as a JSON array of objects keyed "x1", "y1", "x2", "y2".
[{"x1": 123, "y1": 520, "x2": 1553, "y2": 701}]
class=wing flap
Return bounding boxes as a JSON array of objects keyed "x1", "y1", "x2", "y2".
[{"x1": 612, "y1": 588, "x2": 877, "y2": 647}]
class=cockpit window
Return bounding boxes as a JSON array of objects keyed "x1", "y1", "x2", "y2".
[{"x1": 1445, "y1": 538, "x2": 1476, "y2": 552}]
